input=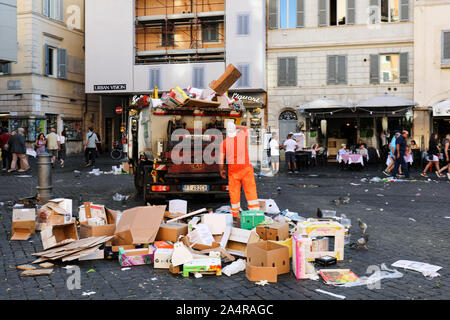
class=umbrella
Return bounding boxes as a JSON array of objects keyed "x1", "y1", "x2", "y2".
[
  {"x1": 433, "y1": 99, "x2": 450, "y2": 116},
  {"x1": 298, "y1": 98, "x2": 353, "y2": 111},
  {"x1": 356, "y1": 93, "x2": 416, "y2": 108}
]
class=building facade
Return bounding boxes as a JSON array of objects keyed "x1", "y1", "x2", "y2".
[
  {"x1": 267, "y1": 0, "x2": 415, "y2": 154},
  {"x1": 85, "y1": 0, "x2": 267, "y2": 162},
  {"x1": 413, "y1": 0, "x2": 450, "y2": 145},
  {"x1": 0, "y1": 0, "x2": 98, "y2": 154}
]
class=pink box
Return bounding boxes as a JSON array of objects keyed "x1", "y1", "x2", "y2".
[{"x1": 118, "y1": 247, "x2": 154, "y2": 267}]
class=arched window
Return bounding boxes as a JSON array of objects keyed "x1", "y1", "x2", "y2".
[{"x1": 279, "y1": 110, "x2": 298, "y2": 121}]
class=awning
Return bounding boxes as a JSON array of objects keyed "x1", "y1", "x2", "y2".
[
  {"x1": 297, "y1": 98, "x2": 352, "y2": 111},
  {"x1": 432, "y1": 99, "x2": 450, "y2": 117},
  {"x1": 356, "y1": 94, "x2": 416, "y2": 108}
]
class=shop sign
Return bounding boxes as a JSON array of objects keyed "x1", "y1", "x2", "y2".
[
  {"x1": 94, "y1": 84, "x2": 126, "y2": 91},
  {"x1": 231, "y1": 93, "x2": 262, "y2": 104}
]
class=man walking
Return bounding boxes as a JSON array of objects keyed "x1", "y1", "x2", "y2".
[
  {"x1": 0, "y1": 127, "x2": 12, "y2": 171},
  {"x1": 283, "y1": 133, "x2": 297, "y2": 173},
  {"x1": 8, "y1": 128, "x2": 30, "y2": 173},
  {"x1": 219, "y1": 121, "x2": 259, "y2": 218},
  {"x1": 392, "y1": 130, "x2": 409, "y2": 179},
  {"x1": 46, "y1": 128, "x2": 59, "y2": 168},
  {"x1": 84, "y1": 127, "x2": 99, "y2": 167}
]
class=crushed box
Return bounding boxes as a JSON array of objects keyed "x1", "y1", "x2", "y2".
[
  {"x1": 256, "y1": 222, "x2": 289, "y2": 241},
  {"x1": 40, "y1": 222, "x2": 79, "y2": 250},
  {"x1": 80, "y1": 207, "x2": 118, "y2": 238},
  {"x1": 225, "y1": 227, "x2": 259, "y2": 257}
]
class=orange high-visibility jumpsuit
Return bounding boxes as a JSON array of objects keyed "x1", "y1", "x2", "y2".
[{"x1": 220, "y1": 129, "x2": 259, "y2": 217}]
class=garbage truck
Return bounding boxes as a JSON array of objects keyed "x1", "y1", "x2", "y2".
[{"x1": 128, "y1": 96, "x2": 244, "y2": 204}]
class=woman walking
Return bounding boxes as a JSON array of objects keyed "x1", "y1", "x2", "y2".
[
  {"x1": 421, "y1": 133, "x2": 444, "y2": 178},
  {"x1": 35, "y1": 133, "x2": 46, "y2": 155},
  {"x1": 58, "y1": 130, "x2": 67, "y2": 168},
  {"x1": 438, "y1": 134, "x2": 450, "y2": 180}
]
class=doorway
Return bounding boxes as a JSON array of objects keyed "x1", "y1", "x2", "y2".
[{"x1": 278, "y1": 110, "x2": 298, "y2": 144}]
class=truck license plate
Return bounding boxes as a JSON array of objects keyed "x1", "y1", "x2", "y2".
[{"x1": 183, "y1": 185, "x2": 209, "y2": 192}]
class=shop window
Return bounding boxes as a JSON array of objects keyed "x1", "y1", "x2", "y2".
[
  {"x1": 9, "y1": 119, "x2": 46, "y2": 141},
  {"x1": 63, "y1": 120, "x2": 82, "y2": 141},
  {"x1": 46, "y1": 114, "x2": 58, "y2": 134}
]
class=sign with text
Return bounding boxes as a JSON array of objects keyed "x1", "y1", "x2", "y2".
[{"x1": 94, "y1": 84, "x2": 127, "y2": 91}]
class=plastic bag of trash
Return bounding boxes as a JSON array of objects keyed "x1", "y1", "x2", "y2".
[
  {"x1": 222, "y1": 259, "x2": 246, "y2": 277},
  {"x1": 113, "y1": 193, "x2": 130, "y2": 202}
]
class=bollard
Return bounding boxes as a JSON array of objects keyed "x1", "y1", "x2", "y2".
[{"x1": 36, "y1": 152, "x2": 53, "y2": 204}]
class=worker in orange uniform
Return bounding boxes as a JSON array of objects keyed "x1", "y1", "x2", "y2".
[{"x1": 219, "y1": 121, "x2": 259, "y2": 218}]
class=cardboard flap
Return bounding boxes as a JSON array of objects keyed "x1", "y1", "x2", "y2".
[{"x1": 11, "y1": 230, "x2": 32, "y2": 241}]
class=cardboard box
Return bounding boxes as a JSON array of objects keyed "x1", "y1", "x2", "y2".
[
  {"x1": 169, "y1": 264, "x2": 180, "y2": 274},
  {"x1": 156, "y1": 223, "x2": 188, "y2": 242},
  {"x1": 11, "y1": 208, "x2": 36, "y2": 241},
  {"x1": 79, "y1": 203, "x2": 108, "y2": 224},
  {"x1": 202, "y1": 214, "x2": 233, "y2": 235},
  {"x1": 292, "y1": 234, "x2": 310, "y2": 280},
  {"x1": 209, "y1": 64, "x2": 242, "y2": 95},
  {"x1": 311, "y1": 237, "x2": 329, "y2": 252},
  {"x1": 268, "y1": 237, "x2": 293, "y2": 258},
  {"x1": 154, "y1": 241, "x2": 174, "y2": 249},
  {"x1": 240, "y1": 211, "x2": 265, "y2": 230},
  {"x1": 40, "y1": 222, "x2": 79, "y2": 250},
  {"x1": 296, "y1": 220, "x2": 345, "y2": 261},
  {"x1": 182, "y1": 258, "x2": 222, "y2": 277},
  {"x1": 246, "y1": 263, "x2": 278, "y2": 283},
  {"x1": 225, "y1": 227, "x2": 260, "y2": 257},
  {"x1": 256, "y1": 222, "x2": 289, "y2": 241},
  {"x1": 80, "y1": 207, "x2": 118, "y2": 239},
  {"x1": 36, "y1": 200, "x2": 72, "y2": 230},
  {"x1": 114, "y1": 205, "x2": 166, "y2": 245},
  {"x1": 258, "y1": 199, "x2": 281, "y2": 214},
  {"x1": 246, "y1": 241, "x2": 290, "y2": 275},
  {"x1": 118, "y1": 247, "x2": 154, "y2": 267},
  {"x1": 154, "y1": 248, "x2": 174, "y2": 269}
]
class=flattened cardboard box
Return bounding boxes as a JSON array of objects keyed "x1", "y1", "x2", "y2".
[
  {"x1": 80, "y1": 207, "x2": 118, "y2": 239},
  {"x1": 41, "y1": 222, "x2": 79, "y2": 250},
  {"x1": 11, "y1": 208, "x2": 36, "y2": 241},
  {"x1": 256, "y1": 222, "x2": 289, "y2": 241},
  {"x1": 246, "y1": 241, "x2": 290, "y2": 275},
  {"x1": 114, "y1": 206, "x2": 166, "y2": 245},
  {"x1": 156, "y1": 223, "x2": 188, "y2": 242}
]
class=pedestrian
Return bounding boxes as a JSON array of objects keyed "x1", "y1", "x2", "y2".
[
  {"x1": 437, "y1": 134, "x2": 450, "y2": 180},
  {"x1": 46, "y1": 128, "x2": 59, "y2": 168},
  {"x1": 269, "y1": 132, "x2": 280, "y2": 174},
  {"x1": 421, "y1": 133, "x2": 443, "y2": 178},
  {"x1": 283, "y1": 133, "x2": 297, "y2": 173},
  {"x1": 8, "y1": 128, "x2": 30, "y2": 173},
  {"x1": 34, "y1": 133, "x2": 46, "y2": 155},
  {"x1": 219, "y1": 122, "x2": 259, "y2": 218},
  {"x1": 383, "y1": 131, "x2": 401, "y2": 176},
  {"x1": 0, "y1": 127, "x2": 12, "y2": 171},
  {"x1": 84, "y1": 127, "x2": 99, "y2": 167},
  {"x1": 58, "y1": 130, "x2": 67, "y2": 168},
  {"x1": 392, "y1": 130, "x2": 410, "y2": 179}
]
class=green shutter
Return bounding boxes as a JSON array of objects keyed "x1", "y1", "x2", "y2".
[
  {"x1": 370, "y1": 54, "x2": 380, "y2": 84},
  {"x1": 287, "y1": 57, "x2": 297, "y2": 86},
  {"x1": 278, "y1": 58, "x2": 287, "y2": 86},
  {"x1": 58, "y1": 48, "x2": 67, "y2": 79},
  {"x1": 296, "y1": 0, "x2": 305, "y2": 28},
  {"x1": 443, "y1": 31, "x2": 450, "y2": 63},
  {"x1": 269, "y1": 0, "x2": 278, "y2": 29},
  {"x1": 400, "y1": 0, "x2": 409, "y2": 22},
  {"x1": 318, "y1": 0, "x2": 328, "y2": 27},
  {"x1": 399, "y1": 52, "x2": 408, "y2": 84},
  {"x1": 337, "y1": 55, "x2": 347, "y2": 84},
  {"x1": 44, "y1": 44, "x2": 50, "y2": 76},
  {"x1": 327, "y1": 56, "x2": 337, "y2": 85},
  {"x1": 347, "y1": 0, "x2": 356, "y2": 25}
]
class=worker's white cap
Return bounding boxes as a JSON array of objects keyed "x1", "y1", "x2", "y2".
[{"x1": 226, "y1": 122, "x2": 237, "y2": 138}]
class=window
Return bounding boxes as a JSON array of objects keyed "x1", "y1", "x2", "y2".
[
  {"x1": 269, "y1": 0, "x2": 305, "y2": 29},
  {"x1": 7, "y1": 80, "x2": 21, "y2": 90},
  {"x1": 236, "y1": 64, "x2": 250, "y2": 88},
  {"x1": 192, "y1": 67, "x2": 205, "y2": 89},
  {"x1": 327, "y1": 55, "x2": 347, "y2": 85},
  {"x1": 0, "y1": 63, "x2": 11, "y2": 75},
  {"x1": 370, "y1": 0, "x2": 409, "y2": 23},
  {"x1": 280, "y1": 0, "x2": 297, "y2": 28},
  {"x1": 442, "y1": 31, "x2": 450, "y2": 64},
  {"x1": 370, "y1": 53, "x2": 408, "y2": 84},
  {"x1": 9, "y1": 119, "x2": 46, "y2": 141},
  {"x1": 319, "y1": 0, "x2": 356, "y2": 26},
  {"x1": 43, "y1": 0, "x2": 64, "y2": 22},
  {"x1": 202, "y1": 23, "x2": 219, "y2": 42},
  {"x1": 63, "y1": 120, "x2": 82, "y2": 141},
  {"x1": 44, "y1": 45, "x2": 66, "y2": 79},
  {"x1": 381, "y1": 0, "x2": 399, "y2": 22},
  {"x1": 161, "y1": 24, "x2": 175, "y2": 47},
  {"x1": 278, "y1": 57, "x2": 297, "y2": 87},
  {"x1": 149, "y1": 68, "x2": 161, "y2": 90},
  {"x1": 237, "y1": 14, "x2": 250, "y2": 35}
]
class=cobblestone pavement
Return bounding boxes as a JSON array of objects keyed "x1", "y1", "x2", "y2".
[{"x1": 0, "y1": 155, "x2": 449, "y2": 300}]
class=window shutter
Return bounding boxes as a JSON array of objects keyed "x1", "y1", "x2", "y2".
[
  {"x1": 287, "y1": 57, "x2": 297, "y2": 86},
  {"x1": 370, "y1": 54, "x2": 380, "y2": 84},
  {"x1": 57, "y1": 48, "x2": 67, "y2": 79},
  {"x1": 369, "y1": 0, "x2": 380, "y2": 24},
  {"x1": 149, "y1": 69, "x2": 161, "y2": 89},
  {"x1": 1, "y1": 63, "x2": 11, "y2": 74},
  {"x1": 237, "y1": 65, "x2": 250, "y2": 87},
  {"x1": 43, "y1": 0, "x2": 49, "y2": 17},
  {"x1": 399, "y1": 52, "x2": 409, "y2": 84},
  {"x1": 44, "y1": 44, "x2": 50, "y2": 76},
  {"x1": 318, "y1": 0, "x2": 328, "y2": 27},
  {"x1": 400, "y1": 0, "x2": 409, "y2": 22},
  {"x1": 337, "y1": 55, "x2": 347, "y2": 84},
  {"x1": 296, "y1": 0, "x2": 305, "y2": 28},
  {"x1": 237, "y1": 15, "x2": 249, "y2": 35},
  {"x1": 443, "y1": 31, "x2": 450, "y2": 62},
  {"x1": 327, "y1": 56, "x2": 337, "y2": 85},
  {"x1": 269, "y1": 0, "x2": 278, "y2": 29},
  {"x1": 347, "y1": 0, "x2": 356, "y2": 25},
  {"x1": 278, "y1": 58, "x2": 287, "y2": 86},
  {"x1": 193, "y1": 67, "x2": 205, "y2": 88}
]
